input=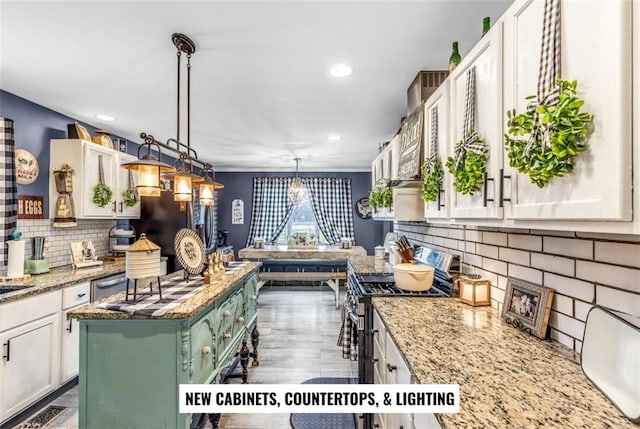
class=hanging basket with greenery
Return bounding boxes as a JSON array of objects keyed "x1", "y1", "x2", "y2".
[
  {"x1": 446, "y1": 131, "x2": 488, "y2": 196},
  {"x1": 505, "y1": 79, "x2": 593, "y2": 188}
]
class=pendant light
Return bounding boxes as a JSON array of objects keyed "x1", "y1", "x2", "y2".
[
  {"x1": 121, "y1": 136, "x2": 175, "y2": 197},
  {"x1": 288, "y1": 158, "x2": 306, "y2": 205},
  {"x1": 198, "y1": 165, "x2": 224, "y2": 206},
  {"x1": 163, "y1": 155, "x2": 203, "y2": 202}
]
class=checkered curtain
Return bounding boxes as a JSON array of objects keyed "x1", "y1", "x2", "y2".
[
  {"x1": 0, "y1": 118, "x2": 17, "y2": 268},
  {"x1": 303, "y1": 177, "x2": 355, "y2": 245},
  {"x1": 246, "y1": 177, "x2": 294, "y2": 246}
]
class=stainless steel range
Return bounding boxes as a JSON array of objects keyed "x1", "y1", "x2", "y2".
[{"x1": 345, "y1": 246, "x2": 459, "y2": 428}]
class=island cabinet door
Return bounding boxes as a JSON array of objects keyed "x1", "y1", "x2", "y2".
[
  {"x1": 449, "y1": 22, "x2": 504, "y2": 219},
  {"x1": 502, "y1": 0, "x2": 632, "y2": 221},
  {"x1": 245, "y1": 274, "x2": 258, "y2": 327},
  {"x1": 216, "y1": 289, "x2": 246, "y2": 365},
  {"x1": 190, "y1": 314, "x2": 217, "y2": 384}
]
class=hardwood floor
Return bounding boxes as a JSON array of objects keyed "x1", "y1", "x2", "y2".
[{"x1": 12, "y1": 286, "x2": 353, "y2": 429}]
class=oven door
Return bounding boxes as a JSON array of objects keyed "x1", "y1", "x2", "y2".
[{"x1": 91, "y1": 273, "x2": 127, "y2": 302}]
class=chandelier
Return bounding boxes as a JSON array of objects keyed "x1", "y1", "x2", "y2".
[
  {"x1": 288, "y1": 158, "x2": 306, "y2": 205},
  {"x1": 122, "y1": 33, "x2": 223, "y2": 201}
]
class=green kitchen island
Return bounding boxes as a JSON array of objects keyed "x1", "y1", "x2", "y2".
[{"x1": 69, "y1": 261, "x2": 261, "y2": 429}]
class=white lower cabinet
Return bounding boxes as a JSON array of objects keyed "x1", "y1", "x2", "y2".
[
  {"x1": 0, "y1": 291, "x2": 61, "y2": 423},
  {"x1": 0, "y1": 282, "x2": 91, "y2": 424}
]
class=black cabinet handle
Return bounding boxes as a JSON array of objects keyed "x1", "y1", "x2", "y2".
[
  {"x1": 483, "y1": 172, "x2": 495, "y2": 207},
  {"x1": 373, "y1": 425, "x2": 380, "y2": 428},
  {"x1": 77, "y1": 293, "x2": 86, "y2": 298},
  {"x1": 370, "y1": 329, "x2": 378, "y2": 335},
  {"x1": 112, "y1": 201, "x2": 117, "y2": 213},
  {"x1": 371, "y1": 358, "x2": 379, "y2": 364},
  {"x1": 119, "y1": 202, "x2": 124, "y2": 213},
  {"x1": 499, "y1": 168, "x2": 511, "y2": 208},
  {"x1": 386, "y1": 363, "x2": 397, "y2": 372},
  {"x1": 66, "y1": 319, "x2": 73, "y2": 333},
  {"x1": 3, "y1": 340, "x2": 10, "y2": 362}
]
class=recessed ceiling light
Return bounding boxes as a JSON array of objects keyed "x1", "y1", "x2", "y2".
[
  {"x1": 95, "y1": 114, "x2": 116, "y2": 121},
  {"x1": 328, "y1": 135, "x2": 341, "y2": 141},
  {"x1": 329, "y1": 64, "x2": 352, "y2": 78}
]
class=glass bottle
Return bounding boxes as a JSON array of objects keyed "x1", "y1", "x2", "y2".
[
  {"x1": 482, "y1": 17, "x2": 491, "y2": 37},
  {"x1": 449, "y1": 42, "x2": 461, "y2": 72}
]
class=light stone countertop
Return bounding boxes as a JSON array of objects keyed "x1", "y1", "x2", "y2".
[
  {"x1": 69, "y1": 262, "x2": 261, "y2": 320},
  {"x1": 238, "y1": 245, "x2": 366, "y2": 259},
  {"x1": 347, "y1": 256, "x2": 392, "y2": 274},
  {"x1": 0, "y1": 261, "x2": 125, "y2": 304},
  {"x1": 372, "y1": 297, "x2": 635, "y2": 429}
]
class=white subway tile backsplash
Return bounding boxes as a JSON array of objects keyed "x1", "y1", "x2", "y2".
[
  {"x1": 553, "y1": 294, "x2": 573, "y2": 316},
  {"x1": 482, "y1": 257, "x2": 508, "y2": 276},
  {"x1": 465, "y1": 229, "x2": 483, "y2": 242},
  {"x1": 474, "y1": 268, "x2": 498, "y2": 287},
  {"x1": 594, "y1": 241, "x2": 640, "y2": 269},
  {"x1": 543, "y1": 237, "x2": 593, "y2": 260},
  {"x1": 576, "y1": 232, "x2": 640, "y2": 243},
  {"x1": 574, "y1": 340, "x2": 582, "y2": 354},
  {"x1": 476, "y1": 244, "x2": 499, "y2": 259},
  {"x1": 463, "y1": 253, "x2": 483, "y2": 269},
  {"x1": 576, "y1": 261, "x2": 640, "y2": 293},
  {"x1": 531, "y1": 229, "x2": 576, "y2": 238},
  {"x1": 544, "y1": 273, "x2": 594, "y2": 302},
  {"x1": 508, "y1": 264, "x2": 542, "y2": 284},
  {"x1": 550, "y1": 329, "x2": 575, "y2": 349},
  {"x1": 549, "y1": 312, "x2": 585, "y2": 339},
  {"x1": 531, "y1": 253, "x2": 575, "y2": 277},
  {"x1": 497, "y1": 276, "x2": 508, "y2": 290},
  {"x1": 499, "y1": 247, "x2": 530, "y2": 266},
  {"x1": 573, "y1": 301, "x2": 593, "y2": 322},
  {"x1": 443, "y1": 238, "x2": 460, "y2": 251},
  {"x1": 465, "y1": 242, "x2": 476, "y2": 254},
  {"x1": 508, "y1": 234, "x2": 542, "y2": 251},
  {"x1": 596, "y1": 286, "x2": 640, "y2": 318},
  {"x1": 483, "y1": 231, "x2": 507, "y2": 246},
  {"x1": 491, "y1": 286, "x2": 505, "y2": 304},
  {"x1": 448, "y1": 229, "x2": 465, "y2": 240}
]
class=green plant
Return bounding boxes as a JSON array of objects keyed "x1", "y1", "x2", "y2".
[
  {"x1": 369, "y1": 188, "x2": 382, "y2": 209},
  {"x1": 381, "y1": 183, "x2": 393, "y2": 208},
  {"x1": 92, "y1": 182, "x2": 113, "y2": 207},
  {"x1": 122, "y1": 188, "x2": 139, "y2": 208},
  {"x1": 446, "y1": 132, "x2": 488, "y2": 195},
  {"x1": 505, "y1": 79, "x2": 593, "y2": 188},
  {"x1": 420, "y1": 157, "x2": 444, "y2": 202}
]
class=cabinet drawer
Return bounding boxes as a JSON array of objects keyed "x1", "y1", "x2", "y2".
[
  {"x1": 62, "y1": 282, "x2": 90, "y2": 310},
  {"x1": 373, "y1": 338, "x2": 385, "y2": 383},
  {"x1": 0, "y1": 290, "x2": 61, "y2": 332},
  {"x1": 385, "y1": 331, "x2": 411, "y2": 384}
]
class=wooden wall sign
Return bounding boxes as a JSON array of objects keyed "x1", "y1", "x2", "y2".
[
  {"x1": 397, "y1": 104, "x2": 424, "y2": 179},
  {"x1": 17, "y1": 195, "x2": 45, "y2": 219}
]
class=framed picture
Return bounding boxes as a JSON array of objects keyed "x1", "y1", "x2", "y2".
[
  {"x1": 501, "y1": 277, "x2": 554, "y2": 339},
  {"x1": 69, "y1": 240, "x2": 102, "y2": 269}
]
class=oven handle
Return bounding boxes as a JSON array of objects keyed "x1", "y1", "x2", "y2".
[{"x1": 94, "y1": 275, "x2": 127, "y2": 288}]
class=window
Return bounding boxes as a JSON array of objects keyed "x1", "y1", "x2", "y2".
[{"x1": 275, "y1": 194, "x2": 327, "y2": 245}]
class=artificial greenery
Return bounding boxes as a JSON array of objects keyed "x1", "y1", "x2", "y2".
[
  {"x1": 420, "y1": 157, "x2": 444, "y2": 202},
  {"x1": 369, "y1": 181, "x2": 393, "y2": 210},
  {"x1": 505, "y1": 79, "x2": 593, "y2": 188},
  {"x1": 380, "y1": 183, "x2": 393, "y2": 208},
  {"x1": 122, "y1": 188, "x2": 139, "y2": 208},
  {"x1": 92, "y1": 182, "x2": 113, "y2": 207},
  {"x1": 369, "y1": 188, "x2": 382, "y2": 209},
  {"x1": 445, "y1": 132, "x2": 488, "y2": 195}
]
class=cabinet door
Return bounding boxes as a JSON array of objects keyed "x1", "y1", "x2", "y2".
[
  {"x1": 116, "y1": 153, "x2": 141, "y2": 218},
  {"x1": 82, "y1": 144, "x2": 116, "y2": 217},
  {"x1": 60, "y1": 309, "x2": 80, "y2": 383},
  {"x1": 424, "y1": 80, "x2": 451, "y2": 219},
  {"x1": 244, "y1": 274, "x2": 258, "y2": 327},
  {"x1": 190, "y1": 315, "x2": 216, "y2": 384},
  {"x1": 503, "y1": 0, "x2": 632, "y2": 220},
  {"x1": 372, "y1": 153, "x2": 384, "y2": 187},
  {"x1": 0, "y1": 314, "x2": 60, "y2": 421},
  {"x1": 449, "y1": 23, "x2": 504, "y2": 219}
]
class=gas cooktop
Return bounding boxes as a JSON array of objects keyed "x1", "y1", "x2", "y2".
[{"x1": 353, "y1": 273, "x2": 450, "y2": 297}]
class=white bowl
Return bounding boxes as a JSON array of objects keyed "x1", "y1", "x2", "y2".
[{"x1": 393, "y1": 263, "x2": 435, "y2": 291}]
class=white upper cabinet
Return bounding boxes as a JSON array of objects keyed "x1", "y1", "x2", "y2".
[
  {"x1": 502, "y1": 0, "x2": 632, "y2": 221},
  {"x1": 50, "y1": 139, "x2": 140, "y2": 219},
  {"x1": 424, "y1": 80, "x2": 451, "y2": 220},
  {"x1": 449, "y1": 22, "x2": 504, "y2": 219}
]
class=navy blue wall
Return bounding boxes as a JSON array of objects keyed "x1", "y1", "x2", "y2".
[{"x1": 215, "y1": 171, "x2": 388, "y2": 256}]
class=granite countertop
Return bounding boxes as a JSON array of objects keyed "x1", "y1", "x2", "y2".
[
  {"x1": 372, "y1": 297, "x2": 635, "y2": 429},
  {"x1": 238, "y1": 245, "x2": 366, "y2": 259},
  {"x1": 347, "y1": 256, "x2": 392, "y2": 274},
  {"x1": 0, "y1": 261, "x2": 125, "y2": 304},
  {"x1": 69, "y1": 262, "x2": 261, "y2": 320}
]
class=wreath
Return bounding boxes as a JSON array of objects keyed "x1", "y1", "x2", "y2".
[
  {"x1": 445, "y1": 131, "x2": 488, "y2": 196},
  {"x1": 122, "y1": 188, "x2": 139, "y2": 208},
  {"x1": 420, "y1": 157, "x2": 444, "y2": 202},
  {"x1": 92, "y1": 182, "x2": 113, "y2": 207},
  {"x1": 505, "y1": 79, "x2": 593, "y2": 188}
]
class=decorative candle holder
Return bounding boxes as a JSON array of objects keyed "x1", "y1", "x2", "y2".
[{"x1": 458, "y1": 274, "x2": 491, "y2": 306}]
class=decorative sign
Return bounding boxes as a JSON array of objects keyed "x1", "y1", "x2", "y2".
[
  {"x1": 397, "y1": 105, "x2": 424, "y2": 179},
  {"x1": 232, "y1": 199, "x2": 244, "y2": 224},
  {"x1": 15, "y1": 149, "x2": 39, "y2": 185},
  {"x1": 17, "y1": 195, "x2": 44, "y2": 219}
]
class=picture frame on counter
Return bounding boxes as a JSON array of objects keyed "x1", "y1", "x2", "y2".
[{"x1": 501, "y1": 277, "x2": 554, "y2": 339}]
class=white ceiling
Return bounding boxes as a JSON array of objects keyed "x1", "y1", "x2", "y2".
[{"x1": 1, "y1": 0, "x2": 512, "y2": 171}]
